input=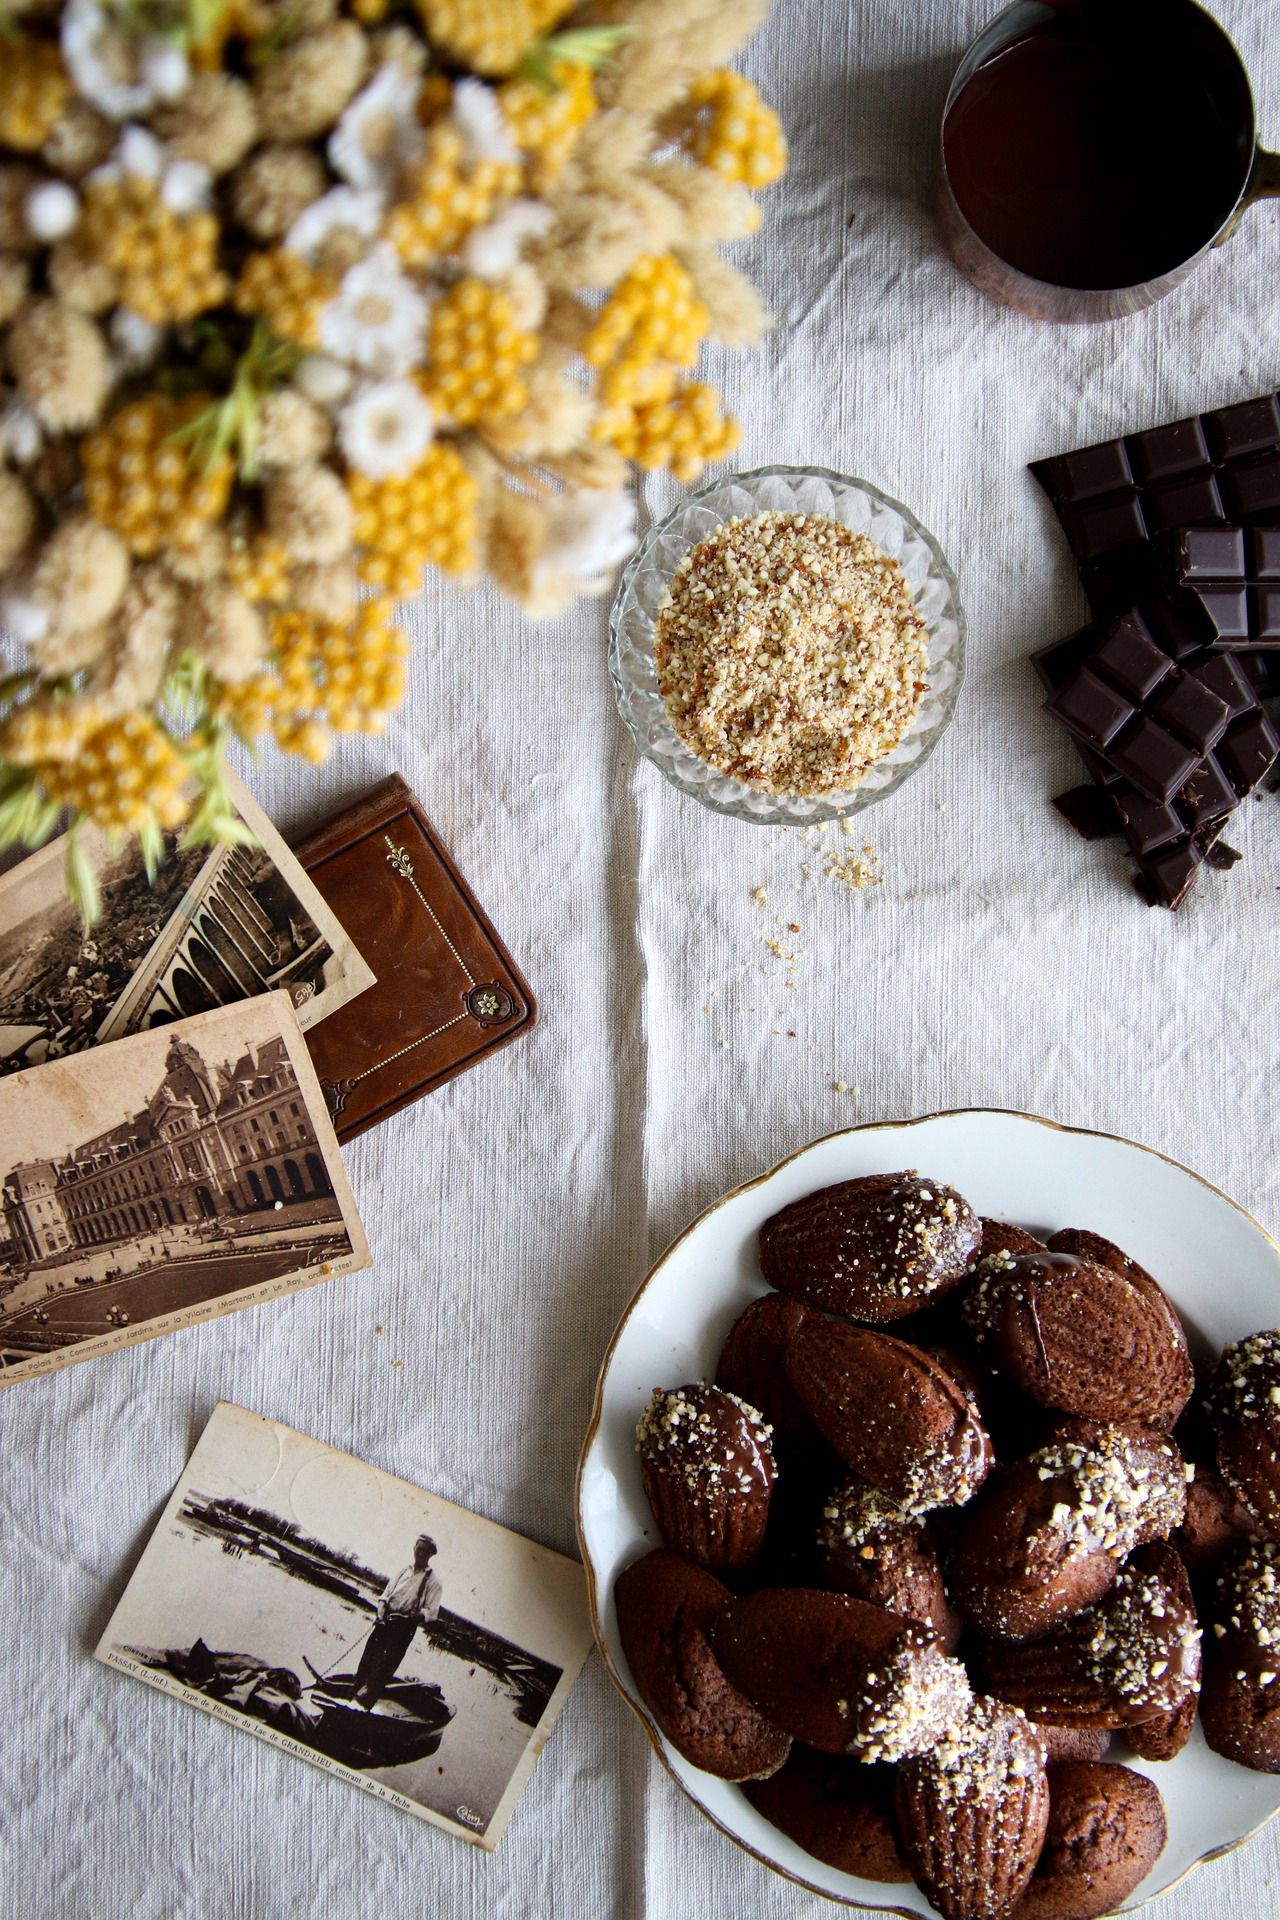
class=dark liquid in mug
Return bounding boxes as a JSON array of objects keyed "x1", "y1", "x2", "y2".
[{"x1": 943, "y1": 4, "x2": 1252, "y2": 290}]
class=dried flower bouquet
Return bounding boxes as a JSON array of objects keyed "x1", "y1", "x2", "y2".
[{"x1": 0, "y1": 0, "x2": 784, "y2": 908}]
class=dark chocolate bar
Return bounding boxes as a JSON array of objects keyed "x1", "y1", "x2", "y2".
[
  {"x1": 1033, "y1": 610, "x2": 1280, "y2": 907},
  {"x1": 1162, "y1": 525, "x2": 1280, "y2": 649},
  {"x1": 1032, "y1": 391, "x2": 1280, "y2": 615}
]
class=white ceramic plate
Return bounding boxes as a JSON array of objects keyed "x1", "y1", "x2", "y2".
[{"x1": 576, "y1": 1110, "x2": 1280, "y2": 1916}]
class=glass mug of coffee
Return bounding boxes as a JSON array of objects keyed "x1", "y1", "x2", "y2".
[{"x1": 937, "y1": 0, "x2": 1280, "y2": 322}]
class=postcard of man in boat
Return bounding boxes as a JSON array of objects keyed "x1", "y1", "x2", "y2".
[
  {"x1": 0, "y1": 994, "x2": 369, "y2": 1384},
  {"x1": 0, "y1": 771, "x2": 374, "y2": 1080},
  {"x1": 96, "y1": 1403, "x2": 592, "y2": 1850}
]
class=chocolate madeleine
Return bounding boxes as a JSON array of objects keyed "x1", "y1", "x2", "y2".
[
  {"x1": 1034, "y1": 1726, "x2": 1111, "y2": 1764},
  {"x1": 614, "y1": 1550, "x2": 790, "y2": 1780},
  {"x1": 784, "y1": 1314, "x2": 992, "y2": 1511},
  {"x1": 1178, "y1": 1462, "x2": 1257, "y2": 1573},
  {"x1": 982, "y1": 1545, "x2": 1201, "y2": 1730},
  {"x1": 949, "y1": 1423, "x2": 1188, "y2": 1642},
  {"x1": 636, "y1": 1384, "x2": 775, "y2": 1573},
  {"x1": 708, "y1": 1586, "x2": 972, "y2": 1761},
  {"x1": 963, "y1": 1251, "x2": 1193, "y2": 1430},
  {"x1": 1200, "y1": 1539, "x2": 1280, "y2": 1772},
  {"x1": 715, "y1": 1294, "x2": 814, "y2": 1451},
  {"x1": 759, "y1": 1171, "x2": 980, "y2": 1322},
  {"x1": 1210, "y1": 1332, "x2": 1280, "y2": 1540},
  {"x1": 976, "y1": 1219, "x2": 1046, "y2": 1264},
  {"x1": 895, "y1": 1697, "x2": 1049, "y2": 1920},
  {"x1": 1017, "y1": 1761, "x2": 1167, "y2": 1920},
  {"x1": 742, "y1": 1749, "x2": 910, "y2": 1882},
  {"x1": 818, "y1": 1479, "x2": 962, "y2": 1651}
]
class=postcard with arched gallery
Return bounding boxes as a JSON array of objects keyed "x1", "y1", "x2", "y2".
[
  {"x1": 95, "y1": 1403, "x2": 592, "y2": 1851},
  {"x1": 0, "y1": 990, "x2": 369, "y2": 1384},
  {"x1": 0, "y1": 768, "x2": 375, "y2": 1081}
]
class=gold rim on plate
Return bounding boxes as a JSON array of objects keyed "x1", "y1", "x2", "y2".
[{"x1": 574, "y1": 1107, "x2": 1280, "y2": 1916}]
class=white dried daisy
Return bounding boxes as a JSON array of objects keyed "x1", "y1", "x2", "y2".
[
  {"x1": 328, "y1": 62, "x2": 423, "y2": 192},
  {"x1": 452, "y1": 77, "x2": 518, "y2": 166},
  {"x1": 109, "y1": 307, "x2": 161, "y2": 369},
  {"x1": 25, "y1": 181, "x2": 80, "y2": 243},
  {"x1": 462, "y1": 198, "x2": 553, "y2": 280},
  {"x1": 338, "y1": 378, "x2": 433, "y2": 480},
  {"x1": 161, "y1": 158, "x2": 212, "y2": 214},
  {"x1": 62, "y1": 0, "x2": 188, "y2": 121},
  {"x1": 286, "y1": 185, "x2": 384, "y2": 264},
  {"x1": 534, "y1": 489, "x2": 638, "y2": 593},
  {"x1": 317, "y1": 244, "x2": 428, "y2": 379}
]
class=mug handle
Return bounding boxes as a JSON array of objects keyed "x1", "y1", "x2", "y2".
[
  {"x1": 1248, "y1": 146, "x2": 1280, "y2": 204},
  {"x1": 1217, "y1": 146, "x2": 1280, "y2": 244}
]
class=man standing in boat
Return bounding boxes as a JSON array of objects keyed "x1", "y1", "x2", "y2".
[{"x1": 353, "y1": 1534, "x2": 443, "y2": 1711}]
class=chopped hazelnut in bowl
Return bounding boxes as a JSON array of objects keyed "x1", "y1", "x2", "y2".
[{"x1": 609, "y1": 465, "x2": 966, "y2": 824}]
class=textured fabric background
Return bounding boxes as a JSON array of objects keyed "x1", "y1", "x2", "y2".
[{"x1": 3, "y1": 2, "x2": 1280, "y2": 1915}]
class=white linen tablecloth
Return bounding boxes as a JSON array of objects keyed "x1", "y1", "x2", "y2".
[{"x1": 4, "y1": 3, "x2": 1280, "y2": 1914}]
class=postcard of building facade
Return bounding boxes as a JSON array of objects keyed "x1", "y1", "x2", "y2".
[{"x1": 0, "y1": 992, "x2": 369, "y2": 1383}]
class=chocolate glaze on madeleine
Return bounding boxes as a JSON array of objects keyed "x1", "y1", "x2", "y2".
[
  {"x1": 1200, "y1": 1539, "x2": 1280, "y2": 1772},
  {"x1": 708, "y1": 1585, "x2": 972, "y2": 1762},
  {"x1": 895, "y1": 1696, "x2": 1049, "y2": 1920},
  {"x1": 785, "y1": 1314, "x2": 992, "y2": 1511},
  {"x1": 636, "y1": 1383, "x2": 775, "y2": 1572},
  {"x1": 817, "y1": 1478, "x2": 962, "y2": 1651},
  {"x1": 1017, "y1": 1760, "x2": 1167, "y2": 1920},
  {"x1": 759, "y1": 1171, "x2": 980, "y2": 1322},
  {"x1": 963, "y1": 1251, "x2": 1193, "y2": 1431},
  {"x1": 950, "y1": 1423, "x2": 1187, "y2": 1642},
  {"x1": 1210, "y1": 1332, "x2": 1280, "y2": 1541},
  {"x1": 614, "y1": 1549, "x2": 791, "y2": 1781},
  {"x1": 742, "y1": 1748, "x2": 910, "y2": 1883},
  {"x1": 982, "y1": 1544, "x2": 1201, "y2": 1730}
]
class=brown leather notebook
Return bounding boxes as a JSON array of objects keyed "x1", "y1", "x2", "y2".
[{"x1": 290, "y1": 775, "x2": 536, "y2": 1142}]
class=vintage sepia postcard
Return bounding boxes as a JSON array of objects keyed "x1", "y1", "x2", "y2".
[
  {"x1": 0, "y1": 770, "x2": 375, "y2": 1079},
  {"x1": 97, "y1": 1404, "x2": 592, "y2": 1850},
  {"x1": 0, "y1": 992, "x2": 369, "y2": 1385}
]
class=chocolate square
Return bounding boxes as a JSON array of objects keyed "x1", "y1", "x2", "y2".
[
  {"x1": 1253, "y1": 529, "x2": 1280, "y2": 578},
  {"x1": 1052, "y1": 786, "x2": 1122, "y2": 841},
  {"x1": 1068, "y1": 491, "x2": 1148, "y2": 561},
  {"x1": 1223, "y1": 454, "x2": 1280, "y2": 521},
  {"x1": 1136, "y1": 839, "x2": 1204, "y2": 910},
  {"x1": 1189, "y1": 653, "x2": 1257, "y2": 722},
  {"x1": 1031, "y1": 627, "x2": 1106, "y2": 694},
  {"x1": 1255, "y1": 588, "x2": 1280, "y2": 642},
  {"x1": 1108, "y1": 718, "x2": 1200, "y2": 803},
  {"x1": 1173, "y1": 526, "x2": 1246, "y2": 580},
  {"x1": 1180, "y1": 756, "x2": 1237, "y2": 822},
  {"x1": 1128, "y1": 417, "x2": 1211, "y2": 483},
  {"x1": 1206, "y1": 394, "x2": 1280, "y2": 463},
  {"x1": 1092, "y1": 616, "x2": 1171, "y2": 702},
  {"x1": 1146, "y1": 473, "x2": 1225, "y2": 530},
  {"x1": 1116, "y1": 791, "x2": 1185, "y2": 856},
  {"x1": 1055, "y1": 441, "x2": 1136, "y2": 502},
  {"x1": 1048, "y1": 669, "x2": 1134, "y2": 749},
  {"x1": 1151, "y1": 672, "x2": 1230, "y2": 751},
  {"x1": 1219, "y1": 713, "x2": 1280, "y2": 794},
  {"x1": 291, "y1": 775, "x2": 536, "y2": 1142},
  {"x1": 1196, "y1": 587, "x2": 1251, "y2": 642}
]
